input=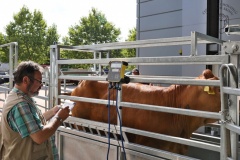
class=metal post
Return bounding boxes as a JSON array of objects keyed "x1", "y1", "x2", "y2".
[
  {"x1": 9, "y1": 43, "x2": 14, "y2": 89},
  {"x1": 191, "y1": 31, "x2": 197, "y2": 56},
  {"x1": 220, "y1": 63, "x2": 239, "y2": 160},
  {"x1": 220, "y1": 65, "x2": 231, "y2": 160},
  {"x1": 117, "y1": 83, "x2": 122, "y2": 126},
  {"x1": 50, "y1": 45, "x2": 59, "y2": 108},
  {"x1": 94, "y1": 52, "x2": 96, "y2": 71},
  {"x1": 99, "y1": 52, "x2": 102, "y2": 76},
  {"x1": 221, "y1": 41, "x2": 240, "y2": 159},
  {"x1": 116, "y1": 83, "x2": 124, "y2": 160},
  {"x1": 228, "y1": 56, "x2": 239, "y2": 160},
  {"x1": 14, "y1": 42, "x2": 18, "y2": 69}
]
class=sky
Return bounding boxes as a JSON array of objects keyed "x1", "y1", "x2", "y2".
[{"x1": 0, "y1": 0, "x2": 136, "y2": 41}]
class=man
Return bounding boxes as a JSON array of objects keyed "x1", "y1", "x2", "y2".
[
  {"x1": 132, "y1": 68, "x2": 140, "y2": 75},
  {"x1": 0, "y1": 61, "x2": 70, "y2": 160},
  {"x1": 131, "y1": 68, "x2": 152, "y2": 85}
]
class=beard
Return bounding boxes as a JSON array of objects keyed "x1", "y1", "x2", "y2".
[{"x1": 27, "y1": 83, "x2": 40, "y2": 97}]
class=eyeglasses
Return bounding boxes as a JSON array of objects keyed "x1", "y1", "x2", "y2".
[
  {"x1": 29, "y1": 77, "x2": 43, "y2": 85},
  {"x1": 34, "y1": 78, "x2": 43, "y2": 85}
]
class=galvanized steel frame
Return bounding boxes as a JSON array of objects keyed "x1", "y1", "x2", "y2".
[
  {"x1": 51, "y1": 32, "x2": 239, "y2": 160},
  {"x1": 219, "y1": 41, "x2": 240, "y2": 160},
  {"x1": 0, "y1": 42, "x2": 50, "y2": 112},
  {"x1": 0, "y1": 42, "x2": 18, "y2": 102}
]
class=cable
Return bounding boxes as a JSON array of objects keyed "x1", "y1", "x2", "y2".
[
  {"x1": 107, "y1": 82, "x2": 126, "y2": 160},
  {"x1": 115, "y1": 83, "x2": 127, "y2": 160}
]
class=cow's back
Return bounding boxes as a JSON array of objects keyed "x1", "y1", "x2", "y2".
[{"x1": 70, "y1": 70, "x2": 221, "y2": 154}]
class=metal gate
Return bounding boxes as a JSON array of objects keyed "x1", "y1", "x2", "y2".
[
  {"x1": 51, "y1": 32, "x2": 240, "y2": 160},
  {"x1": 0, "y1": 42, "x2": 50, "y2": 114},
  {"x1": 0, "y1": 42, "x2": 18, "y2": 116}
]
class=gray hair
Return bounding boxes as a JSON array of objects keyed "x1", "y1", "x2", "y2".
[{"x1": 13, "y1": 61, "x2": 43, "y2": 84}]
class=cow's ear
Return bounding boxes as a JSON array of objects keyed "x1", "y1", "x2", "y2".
[{"x1": 202, "y1": 69, "x2": 214, "y2": 79}]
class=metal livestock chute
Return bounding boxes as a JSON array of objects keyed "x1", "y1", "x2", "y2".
[
  {"x1": 49, "y1": 32, "x2": 240, "y2": 160},
  {"x1": 0, "y1": 42, "x2": 18, "y2": 117}
]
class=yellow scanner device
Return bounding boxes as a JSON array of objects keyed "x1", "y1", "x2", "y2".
[{"x1": 107, "y1": 61, "x2": 128, "y2": 82}]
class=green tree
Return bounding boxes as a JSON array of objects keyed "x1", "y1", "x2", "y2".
[
  {"x1": 61, "y1": 8, "x2": 121, "y2": 69},
  {"x1": 122, "y1": 27, "x2": 136, "y2": 57},
  {"x1": 121, "y1": 27, "x2": 137, "y2": 70},
  {"x1": 68, "y1": 8, "x2": 120, "y2": 45},
  {"x1": 0, "y1": 33, "x2": 9, "y2": 62},
  {"x1": 5, "y1": 6, "x2": 59, "y2": 64}
]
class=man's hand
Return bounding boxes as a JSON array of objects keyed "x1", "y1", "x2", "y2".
[
  {"x1": 30, "y1": 107, "x2": 70, "y2": 144},
  {"x1": 55, "y1": 107, "x2": 70, "y2": 121}
]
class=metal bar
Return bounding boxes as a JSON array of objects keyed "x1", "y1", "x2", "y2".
[
  {"x1": 220, "y1": 64, "x2": 231, "y2": 160},
  {"x1": 52, "y1": 32, "x2": 225, "y2": 52},
  {"x1": 9, "y1": 43, "x2": 13, "y2": 88},
  {"x1": 56, "y1": 55, "x2": 228, "y2": 65},
  {"x1": 0, "y1": 86, "x2": 11, "y2": 91},
  {"x1": 0, "y1": 42, "x2": 18, "y2": 48},
  {"x1": 96, "y1": 129, "x2": 101, "y2": 136},
  {"x1": 129, "y1": 77, "x2": 220, "y2": 86},
  {"x1": 52, "y1": 36, "x2": 192, "y2": 51},
  {"x1": 225, "y1": 123, "x2": 240, "y2": 134},
  {"x1": 58, "y1": 75, "x2": 220, "y2": 86},
  {"x1": 58, "y1": 95, "x2": 109, "y2": 105},
  {"x1": 222, "y1": 87, "x2": 240, "y2": 96},
  {"x1": 49, "y1": 47, "x2": 55, "y2": 108},
  {"x1": 195, "y1": 32, "x2": 225, "y2": 45},
  {"x1": 59, "y1": 95, "x2": 220, "y2": 119},
  {"x1": 119, "y1": 127, "x2": 220, "y2": 152},
  {"x1": 113, "y1": 133, "x2": 118, "y2": 140},
  {"x1": 120, "y1": 102, "x2": 221, "y2": 119},
  {"x1": 14, "y1": 43, "x2": 18, "y2": 69},
  {"x1": 191, "y1": 32, "x2": 197, "y2": 56}
]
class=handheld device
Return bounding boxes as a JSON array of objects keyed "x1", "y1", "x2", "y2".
[
  {"x1": 62, "y1": 100, "x2": 75, "y2": 110},
  {"x1": 107, "y1": 61, "x2": 128, "y2": 83}
]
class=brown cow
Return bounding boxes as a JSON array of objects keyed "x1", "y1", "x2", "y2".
[{"x1": 70, "y1": 69, "x2": 220, "y2": 154}]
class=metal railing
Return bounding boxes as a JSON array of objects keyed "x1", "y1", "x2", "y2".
[{"x1": 50, "y1": 32, "x2": 238, "y2": 160}]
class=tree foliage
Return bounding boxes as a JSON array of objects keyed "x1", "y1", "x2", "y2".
[
  {"x1": 4, "y1": 6, "x2": 59, "y2": 64},
  {"x1": 121, "y1": 27, "x2": 136, "y2": 57},
  {"x1": 68, "y1": 8, "x2": 120, "y2": 45},
  {"x1": 0, "y1": 33, "x2": 9, "y2": 62},
  {"x1": 61, "y1": 8, "x2": 122, "y2": 69},
  {"x1": 121, "y1": 27, "x2": 137, "y2": 70},
  {"x1": 0, "y1": 6, "x2": 136, "y2": 69}
]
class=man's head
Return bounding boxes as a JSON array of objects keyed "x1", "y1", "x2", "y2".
[
  {"x1": 132, "y1": 68, "x2": 139, "y2": 75},
  {"x1": 13, "y1": 61, "x2": 44, "y2": 97}
]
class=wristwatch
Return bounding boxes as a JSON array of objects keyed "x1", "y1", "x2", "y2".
[{"x1": 54, "y1": 116, "x2": 63, "y2": 123}]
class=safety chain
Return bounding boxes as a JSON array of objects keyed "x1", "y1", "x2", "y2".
[{"x1": 219, "y1": 110, "x2": 235, "y2": 124}]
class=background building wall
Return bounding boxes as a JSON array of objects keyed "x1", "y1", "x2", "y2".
[
  {"x1": 137, "y1": 0, "x2": 183, "y2": 76},
  {"x1": 136, "y1": 0, "x2": 240, "y2": 77}
]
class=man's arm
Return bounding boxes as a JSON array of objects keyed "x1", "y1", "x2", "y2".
[
  {"x1": 43, "y1": 106, "x2": 60, "y2": 121},
  {"x1": 30, "y1": 107, "x2": 69, "y2": 144}
]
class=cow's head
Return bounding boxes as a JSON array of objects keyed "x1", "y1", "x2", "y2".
[{"x1": 181, "y1": 69, "x2": 220, "y2": 125}]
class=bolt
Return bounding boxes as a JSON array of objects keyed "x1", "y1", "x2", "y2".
[
  {"x1": 228, "y1": 99, "x2": 232, "y2": 107},
  {"x1": 232, "y1": 44, "x2": 239, "y2": 52}
]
